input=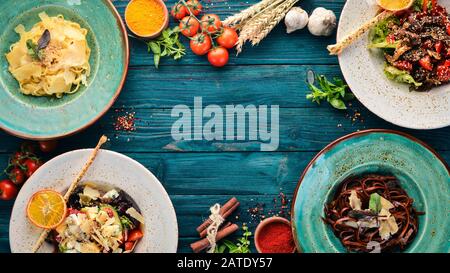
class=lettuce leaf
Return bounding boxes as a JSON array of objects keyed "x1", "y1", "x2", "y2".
[
  {"x1": 368, "y1": 17, "x2": 399, "y2": 49},
  {"x1": 384, "y1": 65, "x2": 423, "y2": 87}
]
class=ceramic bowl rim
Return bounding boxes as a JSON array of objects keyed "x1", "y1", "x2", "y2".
[
  {"x1": 290, "y1": 129, "x2": 449, "y2": 253},
  {"x1": 0, "y1": 0, "x2": 130, "y2": 140}
]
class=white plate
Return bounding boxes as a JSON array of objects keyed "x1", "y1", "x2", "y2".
[
  {"x1": 9, "y1": 149, "x2": 178, "y2": 253},
  {"x1": 338, "y1": 0, "x2": 450, "y2": 129}
]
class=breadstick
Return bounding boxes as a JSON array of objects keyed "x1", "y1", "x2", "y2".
[{"x1": 327, "y1": 10, "x2": 393, "y2": 55}]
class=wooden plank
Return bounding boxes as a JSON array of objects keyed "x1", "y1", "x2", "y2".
[
  {"x1": 111, "y1": 0, "x2": 344, "y2": 66},
  {"x1": 116, "y1": 65, "x2": 342, "y2": 108},
  {"x1": 1, "y1": 105, "x2": 449, "y2": 153}
]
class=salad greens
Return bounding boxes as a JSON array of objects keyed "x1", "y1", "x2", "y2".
[
  {"x1": 369, "y1": 193, "x2": 382, "y2": 214},
  {"x1": 368, "y1": 17, "x2": 399, "y2": 49},
  {"x1": 384, "y1": 65, "x2": 422, "y2": 87},
  {"x1": 307, "y1": 75, "x2": 355, "y2": 110}
]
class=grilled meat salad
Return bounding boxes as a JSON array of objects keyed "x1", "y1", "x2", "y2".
[{"x1": 370, "y1": 0, "x2": 450, "y2": 90}]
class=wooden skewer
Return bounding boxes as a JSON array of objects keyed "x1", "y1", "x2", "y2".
[
  {"x1": 327, "y1": 10, "x2": 393, "y2": 55},
  {"x1": 31, "y1": 135, "x2": 108, "y2": 253}
]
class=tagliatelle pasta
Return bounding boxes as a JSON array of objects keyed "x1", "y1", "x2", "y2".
[{"x1": 6, "y1": 12, "x2": 91, "y2": 98}]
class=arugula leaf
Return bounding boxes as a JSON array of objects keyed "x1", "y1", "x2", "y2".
[
  {"x1": 369, "y1": 193, "x2": 382, "y2": 213},
  {"x1": 26, "y1": 30, "x2": 51, "y2": 61},
  {"x1": 147, "y1": 27, "x2": 186, "y2": 69},
  {"x1": 120, "y1": 215, "x2": 135, "y2": 229},
  {"x1": 306, "y1": 75, "x2": 354, "y2": 110}
]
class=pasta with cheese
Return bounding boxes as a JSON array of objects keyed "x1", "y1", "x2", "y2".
[{"x1": 6, "y1": 12, "x2": 91, "y2": 98}]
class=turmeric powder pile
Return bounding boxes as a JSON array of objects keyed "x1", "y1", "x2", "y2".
[{"x1": 125, "y1": 0, "x2": 166, "y2": 36}]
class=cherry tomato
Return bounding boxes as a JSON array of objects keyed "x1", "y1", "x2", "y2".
[
  {"x1": 200, "y1": 14, "x2": 222, "y2": 34},
  {"x1": 10, "y1": 151, "x2": 26, "y2": 166},
  {"x1": 190, "y1": 33, "x2": 212, "y2": 55},
  {"x1": 23, "y1": 158, "x2": 42, "y2": 177},
  {"x1": 394, "y1": 60, "x2": 413, "y2": 72},
  {"x1": 171, "y1": 3, "x2": 188, "y2": 20},
  {"x1": 128, "y1": 229, "x2": 144, "y2": 241},
  {"x1": 0, "y1": 179, "x2": 18, "y2": 201},
  {"x1": 208, "y1": 47, "x2": 229, "y2": 67},
  {"x1": 38, "y1": 140, "x2": 58, "y2": 153},
  {"x1": 437, "y1": 65, "x2": 450, "y2": 82},
  {"x1": 435, "y1": 41, "x2": 443, "y2": 54},
  {"x1": 9, "y1": 167, "x2": 25, "y2": 185},
  {"x1": 386, "y1": 34, "x2": 396, "y2": 44},
  {"x1": 186, "y1": 0, "x2": 202, "y2": 16},
  {"x1": 179, "y1": 16, "x2": 200, "y2": 37},
  {"x1": 419, "y1": 55, "x2": 433, "y2": 71},
  {"x1": 124, "y1": 242, "x2": 134, "y2": 251},
  {"x1": 217, "y1": 27, "x2": 239, "y2": 49}
]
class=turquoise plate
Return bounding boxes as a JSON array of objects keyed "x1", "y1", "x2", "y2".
[
  {"x1": 291, "y1": 130, "x2": 450, "y2": 253},
  {"x1": 0, "y1": 0, "x2": 129, "y2": 139}
]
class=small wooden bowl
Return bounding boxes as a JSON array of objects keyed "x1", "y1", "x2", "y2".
[
  {"x1": 125, "y1": 0, "x2": 169, "y2": 40},
  {"x1": 254, "y1": 216, "x2": 296, "y2": 253}
]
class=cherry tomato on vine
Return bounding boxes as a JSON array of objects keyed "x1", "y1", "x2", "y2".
[
  {"x1": 190, "y1": 33, "x2": 212, "y2": 55},
  {"x1": 0, "y1": 179, "x2": 18, "y2": 201},
  {"x1": 217, "y1": 27, "x2": 239, "y2": 49},
  {"x1": 10, "y1": 151, "x2": 26, "y2": 166},
  {"x1": 186, "y1": 0, "x2": 203, "y2": 16},
  {"x1": 200, "y1": 14, "x2": 222, "y2": 34},
  {"x1": 171, "y1": 3, "x2": 188, "y2": 20},
  {"x1": 23, "y1": 158, "x2": 42, "y2": 177},
  {"x1": 9, "y1": 167, "x2": 26, "y2": 185},
  {"x1": 39, "y1": 140, "x2": 58, "y2": 153},
  {"x1": 208, "y1": 47, "x2": 229, "y2": 67},
  {"x1": 179, "y1": 16, "x2": 200, "y2": 37}
]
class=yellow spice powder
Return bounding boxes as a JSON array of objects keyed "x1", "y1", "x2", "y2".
[{"x1": 125, "y1": 0, "x2": 165, "y2": 36}]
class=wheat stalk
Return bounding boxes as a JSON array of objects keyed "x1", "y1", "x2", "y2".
[
  {"x1": 251, "y1": 0, "x2": 298, "y2": 45},
  {"x1": 235, "y1": 0, "x2": 287, "y2": 53},
  {"x1": 223, "y1": 0, "x2": 273, "y2": 27}
]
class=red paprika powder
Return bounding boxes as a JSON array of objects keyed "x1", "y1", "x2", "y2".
[{"x1": 257, "y1": 222, "x2": 295, "y2": 253}]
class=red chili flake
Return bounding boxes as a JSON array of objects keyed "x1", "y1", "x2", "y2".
[{"x1": 114, "y1": 110, "x2": 137, "y2": 132}]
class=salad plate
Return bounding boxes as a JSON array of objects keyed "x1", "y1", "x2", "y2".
[
  {"x1": 0, "y1": 0, "x2": 129, "y2": 139},
  {"x1": 338, "y1": 0, "x2": 450, "y2": 129},
  {"x1": 9, "y1": 149, "x2": 178, "y2": 253},
  {"x1": 291, "y1": 130, "x2": 449, "y2": 253}
]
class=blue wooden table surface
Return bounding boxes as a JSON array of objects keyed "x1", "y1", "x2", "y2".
[{"x1": 0, "y1": 0, "x2": 449, "y2": 253}]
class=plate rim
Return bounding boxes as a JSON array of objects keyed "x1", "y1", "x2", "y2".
[
  {"x1": 0, "y1": 0, "x2": 130, "y2": 140},
  {"x1": 337, "y1": 0, "x2": 450, "y2": 130},
  {"x1": 290, "y1": 129, "x2": 449, "y2": 253},
  {"x1": 9, "y1": 148, "x2": 178, "y2": 253}
]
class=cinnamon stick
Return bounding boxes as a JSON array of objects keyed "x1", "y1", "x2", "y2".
[
  {"x1": 190, "y1": 223, "x2": 239, "y2": 253},
  {"x1": 199, "y1": 202, "x2": 240, "y2": 238},
  {"x1": 196, "y1": 197, "x2": 239, "y2": 234}
]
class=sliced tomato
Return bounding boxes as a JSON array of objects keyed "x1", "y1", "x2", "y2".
[
  {"x1": 128, "y1": 229, "x2": 144, "y2": 241},
  {"x1": 394, "y1": 60, "x2": 413, "y2": 71},
  {"x1": 419, "y1": 55, "x2": 433, "y2": 71},
  {"x1": 437, "y1": 65, "x2": 450, "y2": 82},
  {"x1": 124, "y1": 242, "x2": 134, "y2": 251},
  {"x1": 435, "y1": 41, "x2": 443, "y2": 54}
]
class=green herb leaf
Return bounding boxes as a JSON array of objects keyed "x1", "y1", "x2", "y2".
[
  {"x1": 26, "y1": 40, "x2": 40, "y2": 60},
  {"x1": 369, "y1": 193, "x2": 382, "y2": 213},
  {"x1": 306, "y1": 75, "x2": 354, "y2": 110},
  {"x1": 146, "y1": 27, "x2": 185, "y2": 69}
]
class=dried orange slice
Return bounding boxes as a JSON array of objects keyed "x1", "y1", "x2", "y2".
[
  {"x1": 27, "y1": 189, "x2": 66, "y2": 229},
  {"x1": 377, "y1": 0, "x2": 414, "y2": 11}
]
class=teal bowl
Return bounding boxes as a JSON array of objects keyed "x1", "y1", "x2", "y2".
[
  {"x1": 0, "y1": 0, "x2": 129, "y2": 139},
  {"x1": 291, "y1": 130, "x2": 450, "y2": 253}
]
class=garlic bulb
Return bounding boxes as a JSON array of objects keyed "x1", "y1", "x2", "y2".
[
  {"x1": 284, "y1": 7, "x2": 309, "y2": 34},
  {"x1": 307, "y1": 7, "x2": 337, "y2": 36}
]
